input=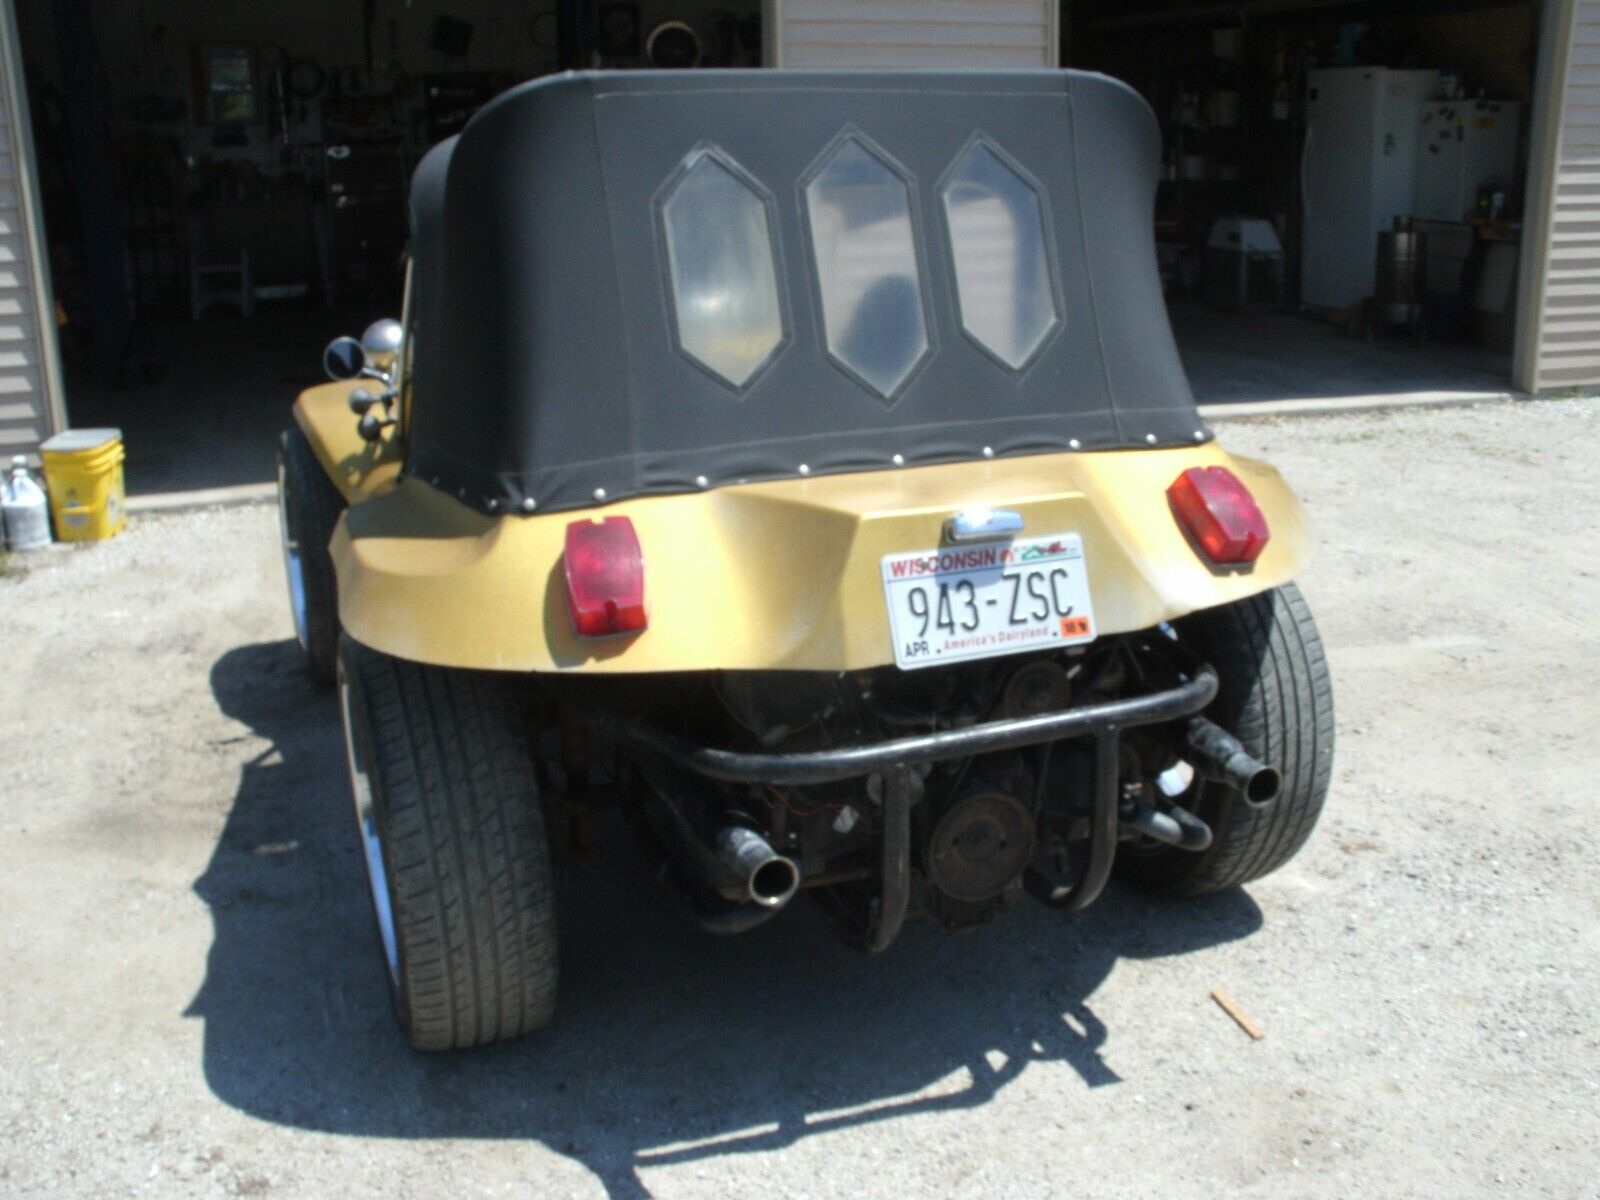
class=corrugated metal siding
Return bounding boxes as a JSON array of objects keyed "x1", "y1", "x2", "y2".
[
  {"x1": 769, "y1": 0, "x2": 1056, "y2": 69},
  {"x1": 1533, "y1": 2, "x2": 1600, "y2": 389},
  {"x1": 0, "y1": 3, "x2": 61, "y2": 457}
]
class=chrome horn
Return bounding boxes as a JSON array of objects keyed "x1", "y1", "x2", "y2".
[{"x1": 361, "y1": 318, "x2": 403, "y2": 372}]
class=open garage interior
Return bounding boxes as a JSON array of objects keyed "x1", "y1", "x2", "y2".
[
  {"x1": 1, "y1": 0, "x2": 1594, "y2": 495},
  {"x1": 1068, "y1": 0, "x2": 1545, "y2": 406}
]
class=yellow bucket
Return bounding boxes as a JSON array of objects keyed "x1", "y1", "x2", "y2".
[{"x1": 41, "y1": 427, "x2": 126, "y2": 542}]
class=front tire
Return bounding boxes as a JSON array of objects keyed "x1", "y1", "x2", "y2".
[
  {"x1": 337, "y1": 636, "x2": 560, "y2": 1050},
  {"x1": 276, "y1": 426, "x2": 344, "y2": 685},
  {"x1": 1118, "y1": 583, "x2": 1334, "y2": 896}
]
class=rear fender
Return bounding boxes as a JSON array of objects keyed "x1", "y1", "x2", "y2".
[
  {"x1": 330, "y1": 443, "x2": 1309, "y2": 673},
  {"x1": 292, "y1": 382, "x2": 404, "y2": 503}
]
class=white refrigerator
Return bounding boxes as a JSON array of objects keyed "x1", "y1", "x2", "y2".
[
  {"x1": 1301, "y1": 67, "x2": 1442, "y2": 311},
  {"x1": 1417, "y1": 100, "x2": 1521, "y2": 222}
]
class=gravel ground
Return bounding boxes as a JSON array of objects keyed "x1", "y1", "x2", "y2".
[{"x1": 1, "y1": 398, "x2": 1597, "y2": 1199}]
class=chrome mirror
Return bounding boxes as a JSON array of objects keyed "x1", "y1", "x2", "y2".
[
  {"x1": 323, "y1": 336, "x2": 367, "y2": 381},
  {"x1": 361, "y1": 318, "x2": 403, "y2": 371}
]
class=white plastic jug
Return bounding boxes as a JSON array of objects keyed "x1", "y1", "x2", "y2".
[{"x1": 2, "y1": 455, "x2": 51, "y2": 550}]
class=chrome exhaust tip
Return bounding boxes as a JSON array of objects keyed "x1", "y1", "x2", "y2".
[
  {"x1": 715, "y1": 826, "x2": 801, "y2": 909},
  {"x1": 1185, "y1": 716, "x2": 1282, "y2": 808}
]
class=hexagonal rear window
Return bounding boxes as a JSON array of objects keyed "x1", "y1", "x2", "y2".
[
  {"x1": 803, "y1": 136, "x2": 930, "y2": 401},
  {"x1": 661, "y1": 149, "x2": 784, "y2": 389},
  {"x1": 941, "y1": 141, "x2": 1060, "y2": 370}
]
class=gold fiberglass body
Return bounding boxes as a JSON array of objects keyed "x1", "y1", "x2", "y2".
[
  {"x1": 295, "y1": 381, "x2": 1307, "y2": 674},
  {"x1": 276, "y1": 69, "x2": 1334, "y2": 1053}
]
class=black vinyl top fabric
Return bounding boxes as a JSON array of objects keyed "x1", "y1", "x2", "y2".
[{"x1": 405, "y1": 70, "x2": 1207, "y2": 515}]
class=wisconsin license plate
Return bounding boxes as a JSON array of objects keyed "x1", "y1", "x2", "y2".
[{"x1": 882, "y1": 534, "x2": 1097, "y2": 670}]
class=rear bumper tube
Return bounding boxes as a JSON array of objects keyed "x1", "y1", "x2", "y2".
[
  {"x1": 603, "y1": 666, "x2": 1218, "y2": 785},
  {"x1": 599, "y1": 665, "x2": 1218, "y2": 945}
]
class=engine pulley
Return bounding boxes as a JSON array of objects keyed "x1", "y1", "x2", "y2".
[
  {"x1": 1001, "y1": 660, "x2": 1072, "y2": 718},
  {"x1": 926, "y1": 788, "x2": 1035, "y2": 903}
]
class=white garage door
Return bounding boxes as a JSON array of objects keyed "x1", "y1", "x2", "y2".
[
  {"x1": 765, "y1": 0, "x2": 1057, "y2": 69},
  {"x1": 0, "y1": 1, "x2": 64, "y2": 460},
  {"x1": 1519, "y1": 0, "x2": 1600, "y2": 392}
]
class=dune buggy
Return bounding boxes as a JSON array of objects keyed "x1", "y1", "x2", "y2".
[{"x1": 277, "y1": 69, "x2": 1333, "y2": 1050}]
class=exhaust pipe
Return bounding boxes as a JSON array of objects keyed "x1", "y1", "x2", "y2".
[
  {"x1": 715, "y1": 826, "x2": 801, "y2": 909},
  {"x1": 1185, "y1": 717, "x2": 1281, "y2": 807},
  {"x1": 1121, "y1": 801, "x2": 1213, "y2": 851}
]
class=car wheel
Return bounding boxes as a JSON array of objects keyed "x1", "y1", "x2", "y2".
[
  {"x1": 336, "y1": 635, "x2": 559, "y2": 1050},
  {"x1": 1117, "y1": 583, "x2": 1334, "y2": 896},
  {"x1": 276, "y1": 426, "x2": 345, "y2": 685}
]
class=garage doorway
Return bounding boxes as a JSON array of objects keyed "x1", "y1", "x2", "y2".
[
  {"x1": 10, "y1": 1, "x2": 760, "y2": 496},
  {"x1": 1064, "y1": 1, "x2": 1542, "y2": 411}
]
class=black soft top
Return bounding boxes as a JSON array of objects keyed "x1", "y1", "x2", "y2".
[{"x1": 406, "y1": 69, "x2": 1204, "y2": 515}]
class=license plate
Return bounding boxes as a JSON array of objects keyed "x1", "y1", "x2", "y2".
[{"x1": 882, "y1": 533, "x2": 1097, "y2": 670}]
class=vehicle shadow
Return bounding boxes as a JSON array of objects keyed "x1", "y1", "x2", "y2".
[{"x1": 195, "y1": 640, "x2": 1263, "y2": 1199}]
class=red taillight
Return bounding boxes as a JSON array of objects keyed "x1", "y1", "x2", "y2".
[
  {"x1": 1167, "y1": 466, "x2": 1270, "y2": 565},
  {"x1": 563, "y1": 517, "x2": 647, "y2": 638}
]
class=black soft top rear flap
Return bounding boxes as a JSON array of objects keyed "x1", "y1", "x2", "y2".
[{"x1": 407, "y1": 69, "x2": 1203, "y2": 515}]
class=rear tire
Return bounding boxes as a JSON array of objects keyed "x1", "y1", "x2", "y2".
[
  {"x1": 1117, "y1": 583, "x2": 1334, "y2": 896},
  {"x1": 337, "y1": 636, "x2": 559, "y2": 1050},
  {"x1": 277, "y1": 426, "x2": 344, "y2": 685}
]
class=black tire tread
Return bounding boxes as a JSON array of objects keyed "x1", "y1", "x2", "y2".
[
  {"x1": 340, "y1": 636, "x2": 558, "y2": 1050},
  {"x1": 1125, "y1": 583, "x2": 1334, "y2": 895},
  {"x1": 278, "y1": 426, "x2": 344, "y2": 684}
]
